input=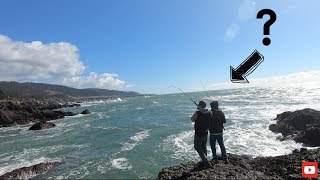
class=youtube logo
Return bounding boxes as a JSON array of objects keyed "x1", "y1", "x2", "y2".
[{"x1": 302, "y1": 162, "x2": 318, "y2": 178}]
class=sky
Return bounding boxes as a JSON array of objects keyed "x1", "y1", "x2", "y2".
[{"x1": 0, "y1": 0, "x2": 319, "y2": 94}]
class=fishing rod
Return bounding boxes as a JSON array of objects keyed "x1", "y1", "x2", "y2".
[
  {"x1": 169, "y1": 86, "x2": 198, "y2": 106},
  {"x1": 200, "y1": 80, "x2": 210, "y2": 98}
]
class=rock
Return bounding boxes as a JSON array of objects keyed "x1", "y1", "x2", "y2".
[
  {"x1": 292, "y1": 149, "x2": 300, "y2": 154},
  {"x1": 300, "y1": 148, "x2": 307, "y2": 153},
  {"x1": 0, "y1": 99, "x2": 78, "y2": 128},
  {"x1": 29, "y1": 121, "x2": 56, "y2": 130},
  {"x1": 80, "y1": 109, "x2": 91, "y2": 115},
  {"x1": 68, "y1": 103, "x2": 81, "y2": 107},
  {"x1": 157, "y1": 148, "x2": 320, "y2": 180},
  {"x1": 269, "y1": 108, "x2": 320, "y2": 146},
  {"x1": 0, "y1": 161, "x2": 61, "y2": 180},
  {"x1": 0, "y1": 88, "x2": 7, "y2": 99}
]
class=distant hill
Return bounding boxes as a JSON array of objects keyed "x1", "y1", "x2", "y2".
[{"x1": 0, "y1": 81, "x2": 141, "y2": 102}]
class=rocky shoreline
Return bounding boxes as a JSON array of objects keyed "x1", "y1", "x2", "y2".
[
  {"x1": 158, "y1": 108, "x2": 320, "y2": 180},
  {"x1": 0, "y1": 161, "x2": 61, "y2": 180},
  {"x1": 158, "y1": 148, "x2": 320, "y2": 179},
  {"x1": 269, "y1": 108, "x2": 320, "y2": 146},
  {"x1": 0, "y1": 99, "x2": 82, "y2": 128}
]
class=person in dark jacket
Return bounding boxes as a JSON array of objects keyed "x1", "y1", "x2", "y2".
[
  {"x1": 209, "y1": 101, "x2": 229, "y2": 164},
  {"x1": 191, "y1": 100, "x2": 212, "y2": 167}
]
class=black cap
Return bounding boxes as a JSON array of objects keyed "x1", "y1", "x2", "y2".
[
  {"x1": 210, "y1": 101, "x2": 219, "y2": 109},
  {"x1": 198, "y1": 101, "x2": 206, "y2": 108}
]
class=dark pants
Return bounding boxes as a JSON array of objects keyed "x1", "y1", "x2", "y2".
[
  {"x1": 210, "y1": 134, "x2": 227, "y2": 160},
  {"x1": 194, "y1": 134, "x2": 208, "y2": 162}
]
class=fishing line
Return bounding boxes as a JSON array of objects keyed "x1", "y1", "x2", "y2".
[
  {"x1": 168, "y1": 86, "x2": 198, "y2": 106},
  {"x1": 200, "y1": 80, "x2": 210, "y2": 98}
]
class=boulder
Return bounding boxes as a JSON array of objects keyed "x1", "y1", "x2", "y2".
[
  {"x1": 0, "y1": 161, "x2": 61, "y2": 180},
  {"x1": 269, "y1": 108, "x2": 320, "y2": 146},
  {"x1": 80, "y1": 109, "x2": 91, "y2": 115},
  {"x1": 29, "y1": 121, "x2": 56, "y2": 130}
]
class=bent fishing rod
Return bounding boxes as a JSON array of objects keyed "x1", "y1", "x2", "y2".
[{"x1": 169, "y1": 86, "x2": 198, "y2": 106}]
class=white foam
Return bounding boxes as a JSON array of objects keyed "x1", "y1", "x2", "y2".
[
  {"x1": 224, "y1": 122, "x2": 303, "y2": 157},
  {"x1": 0, "y1": 157, "x2": 62, "y2": 176},
  {"x1": 163, "y1": 131, "x2": 198, "y2": 161},
  {"x1": 107, "y1": 98, "x2": 124, "y2": 103},
  {"x1": 111, "y1": 158, "x2": 132, "y2": 170},
  {"x1": 121, "y1": 129, "x2": 150, "y2": 151}
]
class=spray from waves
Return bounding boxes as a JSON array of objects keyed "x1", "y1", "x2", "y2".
[
  {"x1": 224, "y1": 122, "x2": 303, "y2": 157},
  {"x1": 162, "y1": 131, "x2": 199, "y2": 161},
  {"x1": 107, "y1": 98, "x2": 123, "y2": 103},
  {"x1": 121, "y1": 129, "x2": 151, "y2": 151}
]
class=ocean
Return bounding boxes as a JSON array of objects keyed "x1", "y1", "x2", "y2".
[{"x1": 1, "y1": 86, "x2": 320, "y2": 179}]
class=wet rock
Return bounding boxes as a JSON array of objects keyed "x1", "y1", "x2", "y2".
[
  {"x1": 269, "y1": 108, "x2": 320, "y2": 146},
  {"x1": 0, "y1": 99, "x2": 78, "y2": 128},
  {"x1": 157, "y1": 148, "x2": 320, "y2": 180},
  {"x1": 0, "y1": 161, "x2": 61, "y2": 180},
  {"x1": 29, "y1": 121, "x2": 56, "y2": 130},
  {"x1": 80, "y1": 109, "x2": 91, "y2": 115}
]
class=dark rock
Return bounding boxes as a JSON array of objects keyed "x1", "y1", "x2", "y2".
[
  {"x1": 29, "y1": 121, "x2": 56, "y2": 130},
  {"x1": 269, "y1": 108, "x2": 320, "y2": 146},
  {"x1": 158, "y1": 148, "x2": 320, "y2": 180},
  {"x1": 68, "y1": 103, "x2": 81, "y2": 107},
  {"x1": 0, "y1": 99, "x2": 78, "y2": 128},
  {"x1": 300, "y1": 148, "x2": 308, "y2": 153},
  {"x1": 0, "y1": 89, "x2": 6, "y2": 99},
  {"x1": 0, "y1": 161, "x2": 61, "y2": 180},
  {"x1": 80, "y1": 109, "x2": 91, "y2": 115},
  {"x1": 292, "y1": 149, "x2": 300, "y2": 154}
]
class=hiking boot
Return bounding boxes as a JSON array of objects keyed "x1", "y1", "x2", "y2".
[
  {"x1": 203, "y1": 161, "x2": 212, "y2": 168},
  {"x1": 224, "y1": 159, "x2": 230, "y2": 164}
]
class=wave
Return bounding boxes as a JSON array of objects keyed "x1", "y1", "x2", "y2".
[
  {"x1": 0, "y1": 157, "x2": 62, "y2": 176},
  {"x1": 162, "y1": 131, "x2": 198, "y2": 161},
  {"x1": 0, "y1": 144, "x2": 89, "y2": 176},
  {"x1": 121, "y1": 129, "x2": 151, "y2": 151},
  {"x1": 111, "y1": 158, "x2": 132, "y2": 170},
  {"x1": 107, "y1": 98, "x2": 123, "y2": 103}
]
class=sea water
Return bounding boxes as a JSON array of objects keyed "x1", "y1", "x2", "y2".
[{"x1": 1, "y1": 86, "x2": 320, "y2": 179}]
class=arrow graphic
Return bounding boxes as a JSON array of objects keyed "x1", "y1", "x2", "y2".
[{"x1": 230, "y1": 50, "x2": 264, "y2": 83}]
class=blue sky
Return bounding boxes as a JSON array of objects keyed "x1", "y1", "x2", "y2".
[{"x1": 0, "y1": 0, "x2": 319, "y2": 94}]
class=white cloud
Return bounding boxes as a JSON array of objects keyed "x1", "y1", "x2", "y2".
[
  {"x1": 0, "y1": 34, "x2": 85, "y2": 81},
  {"x1": 238, "y1": 0, "x2": 256, "y2": 21},
  {"x1": 61, "y1": 72, "x2": 127, "y2": 90},
  {"x1": 224, "y1": 0, "x2": 256, "y2": 42},
  {"x1": 224, "y1": 24, "x2": 240, "y2": 42},
  {"x1": 207, "y1": 71, "x2": 320, "y2": 90},
  {"x1": 0, "y1": 34, "x2": 129, "y2": 90}
]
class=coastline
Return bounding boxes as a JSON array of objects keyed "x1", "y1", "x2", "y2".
[{"x1": 157, "y1": 148, "x2": 320, "y2": 179}]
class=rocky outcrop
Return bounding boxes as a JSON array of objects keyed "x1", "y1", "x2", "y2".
[
  {"x1": 0, "y1": 161, "x2": 61, "y2": 180},
  {"x1": 29, "y1": 121, "x2": 56, "y2": 130},
  {"x1": 0, "y1": 89, "x2": 6, "y2": 99},
  {"x1": 80, "y1": 109, "x2": 91, "y2": 115},
  {"x1": 269, "y1": 108, "x2": 320, "y2": 146},
  {"x1": 0, "y1": 99, "x2": 79, "y2": 128},
  {"x1": 158, "y1": 148, "x2": 320, "y2": 180}
]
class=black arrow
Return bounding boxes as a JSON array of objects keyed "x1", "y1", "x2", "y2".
[{"x1": 230, "y1": 50, "x2": 264, "y2": 83}]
